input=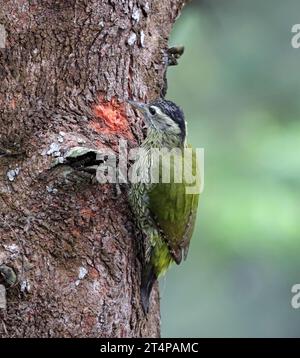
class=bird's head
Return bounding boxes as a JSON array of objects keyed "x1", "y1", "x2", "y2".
[{"x1": 128, "y1": 98, "x2": 186, "y2": 144}]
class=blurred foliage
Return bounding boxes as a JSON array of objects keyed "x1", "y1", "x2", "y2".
[{"x1": 160, "y1": 0, "x2": 300, "y2": 337}]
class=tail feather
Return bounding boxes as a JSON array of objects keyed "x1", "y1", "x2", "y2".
[{"x1": 141, "y1": 263, "x2": 157, "y2": 314}]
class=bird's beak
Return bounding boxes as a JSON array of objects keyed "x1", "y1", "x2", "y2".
[
  {"x1": 127, "y1": 100, "x2": 153, "y2": 128},
  {"x1": 127, "y1": 99, "x2": 147, "y2": 114}
]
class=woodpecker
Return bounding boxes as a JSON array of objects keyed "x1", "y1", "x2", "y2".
[{"x1": 128, "y1": 98, "x2": 200, "y2": 313}]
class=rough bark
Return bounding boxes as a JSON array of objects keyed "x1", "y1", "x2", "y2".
[{"x1": 0, "y1": 0, "x2": 186, "y2": 338}]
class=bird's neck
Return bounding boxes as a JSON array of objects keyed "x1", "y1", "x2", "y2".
[{"x1": 142, "y1": 129, "x2": 185, "y2": 151}]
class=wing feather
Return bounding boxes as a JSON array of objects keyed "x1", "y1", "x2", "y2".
[{"x1": 148, "y1": 146, "x2": 200, "y2": 263}]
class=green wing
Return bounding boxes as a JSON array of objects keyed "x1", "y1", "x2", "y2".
[{"x1": 147, "y1": 146, "x2": 200, "y2": 264}]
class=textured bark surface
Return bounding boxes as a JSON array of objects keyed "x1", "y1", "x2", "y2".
[{"x1": 0, "y1": 0, "x2": 186, "y2": 338}]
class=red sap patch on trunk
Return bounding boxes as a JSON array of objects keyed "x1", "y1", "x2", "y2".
[{"x1": 90, "y1": 96, "x2": 132, "y2": 139}]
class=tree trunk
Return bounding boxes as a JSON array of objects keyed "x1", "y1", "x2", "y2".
[{"x1": 0, "y1": 0, "x2": 186, "y2": 338}]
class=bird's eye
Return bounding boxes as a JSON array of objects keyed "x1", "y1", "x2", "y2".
[{"x1": 149, "y1": 106, "x2": 157, "y2": 115}]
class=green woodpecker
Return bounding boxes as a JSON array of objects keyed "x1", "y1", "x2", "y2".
[{"x1": 128, "y1": 98, "x2": 200, "y2": 312}]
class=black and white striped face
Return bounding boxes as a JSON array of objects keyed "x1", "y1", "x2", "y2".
[{"x1": 129, "y1": 98, "x2": 186, "y2": 142}]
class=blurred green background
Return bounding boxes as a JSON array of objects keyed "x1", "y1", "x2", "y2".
[{"x1": 160, "y1": 0, "x2": 300, "y2": 337}]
